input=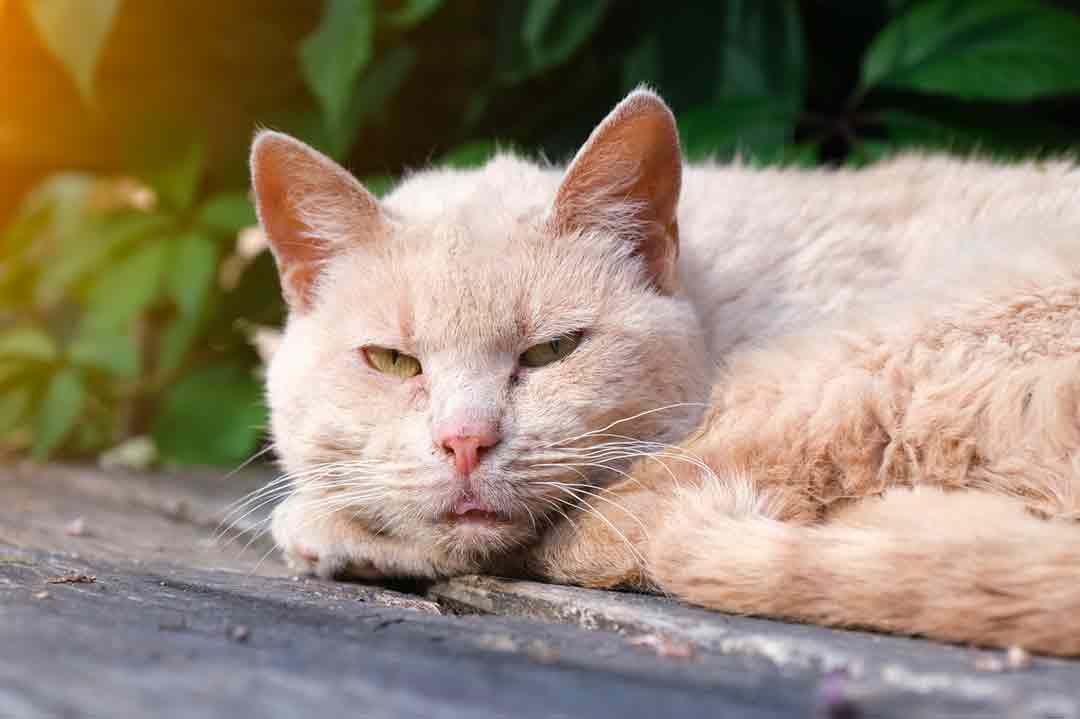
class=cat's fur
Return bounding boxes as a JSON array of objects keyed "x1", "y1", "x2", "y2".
[{"x1": 251, "y1": 89, "x2": 1080, "y2": 654}]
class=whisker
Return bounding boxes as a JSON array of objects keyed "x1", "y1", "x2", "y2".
[
  {"x1": 533, "y1": 461, "x2": 649, "y2": 492},
  {"x1": 222, "y1": 442, "x2": 278, "y2": 481},
  {"x1": 538, "y1": 481, "x2": 651, "y2": 540},
  {"x1": 541, "y1": 402, "x2": 708, "y2": 449},
  {"x1": 215, "y1": 472, "x2": 394, "y2": 544},
  {"x1": 542, "y1": 488, "x2": 646, "y2": 566}
]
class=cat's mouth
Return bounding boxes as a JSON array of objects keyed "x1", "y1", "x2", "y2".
[
  {"x1": 450, "y1": 509, "x2": 502, "y2": 524},
  {"x1": 442, "y1": 493, "x2": 510, "y2": 526}
]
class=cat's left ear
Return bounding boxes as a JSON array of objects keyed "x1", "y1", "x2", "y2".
[
  {"x1": 550, "y1": 88, "x2": 682, "y2": 293},
  {"x1": 250, "y1": 131, "x2": 385, "y2": 311}
]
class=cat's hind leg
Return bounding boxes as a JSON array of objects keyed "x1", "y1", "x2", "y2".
[{"x1": 649, "y1": 481, "x2": 1080, "y2": 654}]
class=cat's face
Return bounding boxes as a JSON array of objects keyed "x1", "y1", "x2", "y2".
[{"x1": 255, "y1": 90, "x2": 711, "y2": 571}]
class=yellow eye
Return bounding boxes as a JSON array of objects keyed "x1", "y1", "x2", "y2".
[
  {"x1": 364, "y1": 346, "x2": 422, "y2": 378},
  {"x1": 520, "y1": 332, "x2": 582, "y2": 368}
]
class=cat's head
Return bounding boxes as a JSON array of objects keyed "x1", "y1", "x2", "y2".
[{"x1": 252, "y1": 89, "x2": 711, "y2": 573}]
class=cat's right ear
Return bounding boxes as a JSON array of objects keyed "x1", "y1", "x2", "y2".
[
  {"x1": 250, "y1": 131, "x2": 384, "y2": 311},
  {"x1": 550, "y1": 88, "x2": 683, "y2": 294}
]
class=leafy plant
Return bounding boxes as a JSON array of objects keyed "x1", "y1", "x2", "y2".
[
  {"x1": 0, "y1": 153, "x2": 265, "y2": 464},
  {"x1": 3, "y1": 0, "x2": 1079, "y2": 466}
]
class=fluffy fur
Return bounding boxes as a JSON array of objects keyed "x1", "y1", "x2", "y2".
[{"x1": 247, "y1": 88, "x2": 1080, "y2": 655}]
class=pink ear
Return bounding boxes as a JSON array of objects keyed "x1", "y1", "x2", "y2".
[
  {"x1": 250, "y1": 131, "x2": 383, "y2": 310},
  {"x1": 551, "y1": 88, "x2": 683, "y2": 293}
]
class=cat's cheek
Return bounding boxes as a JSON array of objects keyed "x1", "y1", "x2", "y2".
[{"x1": 406, "y1": 375, "x2": 430, "y2": 410}]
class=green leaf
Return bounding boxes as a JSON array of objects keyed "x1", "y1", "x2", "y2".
[
  {"x1": 167, "y1": 231, "x2": 219, "y2": 317},
  {"x1": 386, "y1": 0, "x2": 443, "y2": 27},
  {"x1": 678, "y1": 99, "x2": 799, "y2": 162},
  {"x1": 300, "y1": 0, "x2": 376, "y2": 157},
  {"x1": 0, "y1": 360, "x2": 31, "y2": 387},
  {"x1": 521, "y1": 0, "x2": 609, "y2": 74},
  {"x1": 32, "y1": 367, "x2": 86, "y2": 458},
  {"x1": 716, "y1": 0, "x2": 805, "y2": 105},
  {"x1": 0, "y1": 326, "x2": 58, "y2": 362},
  {"x1": 25, "y1": 0, "x2": 120, "y2": 105},
  {"x1": 153, "y1": 231, "x2": 218, "y2": 376},
  {"x1": 875, "y1": 107, "x2": 1077, "y2": 158},
  {"x1": 0, "y1": 385, "x2": 33, "y2": 437},
  {"x1": 344, "y1": 45, "x2": 417, "y2": 129},
  {"x1": 18, "y1": 172, "x2": 95, "y2": 240},
  {"x1": 71, "y1": 415, "x2": 110, "y2": 454},
  {"x1": 34, "y1": 212, "x2": 172, "y2": 310},
  {"x1": 157, "y1": 309, "x2": 205, "y2": 376},
  {"x1": 862, "y1": 0, "x2": 1080, "y2": 100},
  {"x1": 0, "y1": 327, "x2": 57, "y2": 363},
  {"x1": 152, "y1": 360, "x2": 266, "y2": 466},
  {"x1": 847, "y1": 139, "x2": 896, "y2": 167},
  {"x1": 196, "y1": 193, "x2": 256, "y2": 235},
  {"x1": 764, "y1": 142, "x2": 821, "y2": 168},
  {"x1": 361, "y1": 174, "x2": 396, "y2": 198},
  {"x1": 0, "y1": 205, "x2": 50, "y2": 289},
  {"x1": 68, "y1": 326, "x2": 140, "y2": 378},
  {"x1": 438, "y1": 140, "x2": 498, "y2": 169},
  {"x1": 146, "y1": 139, "x2": 206, "y2": 212},
  {"x1": 81, "y1": 239, "x2": 170, "y2": 331},
  {"x1": 301, "y1": 45, "x2": 418, "y2": 159}
]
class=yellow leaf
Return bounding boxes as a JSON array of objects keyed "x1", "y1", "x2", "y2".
[{"x1": 24, "y1": 0, "x2": 120, "y2": 105}]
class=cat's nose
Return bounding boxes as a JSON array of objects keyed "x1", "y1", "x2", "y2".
[{"x1": 438, "y1": 429, "x2": 500, "y2": 476}]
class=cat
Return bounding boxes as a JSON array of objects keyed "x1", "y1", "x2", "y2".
[{"x1": 250, "y1": 88, "x2": 1080, "y2": 655}]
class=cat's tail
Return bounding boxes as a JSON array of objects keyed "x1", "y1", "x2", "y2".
[{"x1": 647, "y1": 481, "x2": 1080, "y2": 655}]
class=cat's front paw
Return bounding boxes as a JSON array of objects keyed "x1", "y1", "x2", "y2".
[
  {"x1": 270, "y1": 492, "x2": 457, "y2": 580},
  {"x1": 527, "y1": 478, "x2": 659, "y2": 590},
  {"x1": 280, "y1": 536, "x2": 384, "y2": 581},
  {"x1": 270, "y1": 494, "x2": 391, "y2": 580}
]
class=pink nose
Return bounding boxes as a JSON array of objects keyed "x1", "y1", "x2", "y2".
[{"x1": 439, "y1": 430, "x2": 499, "y2": 476}]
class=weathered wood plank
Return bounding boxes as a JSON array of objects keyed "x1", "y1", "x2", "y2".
[
  {"x1": 430, "y1": 576, "x2": 1080, "y2": 718},
  {"x1": 0, "y1": 461, "x2": 280, "y2": 573},
  {"x1": 1, "y1": 546, "x2": 820, "y2": 719},
  {"x1": 4, "y1": 462, "x2": 1080, "y2": 719}
]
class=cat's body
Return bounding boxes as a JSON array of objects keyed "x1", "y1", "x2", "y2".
[{"x1": 251, "y1": 89, "x2": 1080, "y2": 655}]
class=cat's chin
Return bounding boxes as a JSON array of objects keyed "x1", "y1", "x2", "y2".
[{"x1": 433, "y1": 511, "x2": 535, "y2": 558}]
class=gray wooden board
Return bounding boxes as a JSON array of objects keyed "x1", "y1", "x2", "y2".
[{"x1": 2, "y1": 462, "x2": 1079, "y2": 718}]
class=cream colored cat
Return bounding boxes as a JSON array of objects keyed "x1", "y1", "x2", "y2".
[{"x1": 251, "y1": 89, "x2": 1080, "y2": 655}]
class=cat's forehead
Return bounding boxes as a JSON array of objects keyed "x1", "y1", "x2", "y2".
[
  {"x1": 321, "y1": 213, "x2": 628, "y2": 354},
  {"x1": 314, "y1": 154, "x2": 646, "y2": 352},
  {"x1": 384, "y1": 154, "x2": 561, "y2": 225}
]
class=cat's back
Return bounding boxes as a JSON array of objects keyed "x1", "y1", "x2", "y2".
[
  {"x1": 678, "y1": 153, "x2": 1080, "y2": 355},
  {"x1": 681, "y1": 153, "x2": 1080, "y2": 234}
]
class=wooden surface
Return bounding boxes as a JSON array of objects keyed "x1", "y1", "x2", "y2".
[{"x1": 2, "y1": 462, "x2": 1078, "y2": 719}]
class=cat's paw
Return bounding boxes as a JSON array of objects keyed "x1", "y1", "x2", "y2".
[
  {"x1": 527, "y1": 479, "x2": 658, "y2": 590},
  {"x1": 281, "y1": 541, "x2": 384, "y2": 581},
  {"x1": 270, "y1": 492, "x2": 458, "y2": 580},
  {"x1": 271, "y1": 495, "x2": 388, "y2": 581}
]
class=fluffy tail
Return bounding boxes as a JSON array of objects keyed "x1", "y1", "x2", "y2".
[{"x1": 647, "y1": 483, "x2": 1080, "y2": 655}]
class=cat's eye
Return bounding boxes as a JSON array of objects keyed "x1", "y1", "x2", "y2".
[
  {"x1": 364, "y1": 346, "x2": 422, "y2": 379},
  {"x1": 520, "y1": 332, "x2": 582, "y2": 368}
]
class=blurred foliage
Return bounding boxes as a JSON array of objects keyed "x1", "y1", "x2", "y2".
[{"x1": 2, "y1": 0, "x2": 1079, "y2": 466}]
